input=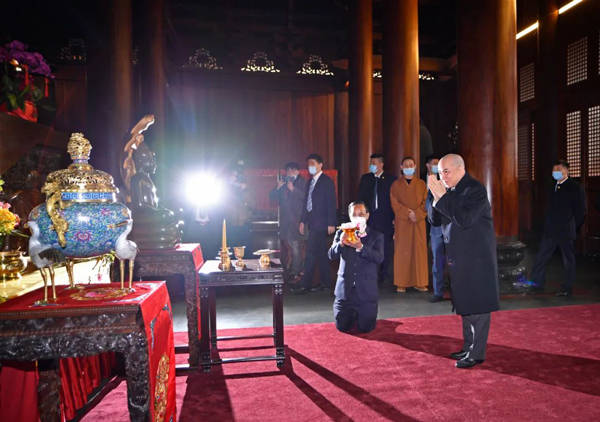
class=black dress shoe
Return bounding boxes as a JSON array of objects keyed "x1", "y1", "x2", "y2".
[
  {"x1": 450, "y1": 350, "x2": 468, "y2": 360},
  {"x1": 429, "y1": 295, "x2": 444, "y2": 303},
  {"x1": 309, "y1": 285, "x2": 322, "y2": 292},
  {"x1": 455, "y1": 357, "x2": 484, "y2": 369},
  {"x1": 555, "y1": 290, "x2": 571, "y2": 297},
  {"x1": 290, "y1": 286, "x2": 309, "y2": 295}
]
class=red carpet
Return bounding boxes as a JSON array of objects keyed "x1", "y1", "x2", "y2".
[{"x1": 83, "y1": 304, "x2": 600, "y2": 421}]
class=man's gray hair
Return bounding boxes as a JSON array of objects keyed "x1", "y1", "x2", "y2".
[{"x1": 440, "y1": 153, "x2": 465, "y2": 169}]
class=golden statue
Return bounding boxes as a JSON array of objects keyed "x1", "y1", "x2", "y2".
[{"x1": 121, "y1": 114, "x2": 155, "y2": 200}]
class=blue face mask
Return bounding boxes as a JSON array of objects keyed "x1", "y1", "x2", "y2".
[
  {"x1": 369, "y1": 164, "x2": 378, "y2": 174},
  {"x1": 308, "y1": 165, "x2": 317, "y2": 175},
  {"x1": 403, "y1": 167, "x2": 415, "y2": 176},
  {"x1": 431, "y1": 165, "x2": 439, "y2": 174},
  {"x1": 552, "y1": 171, "x2": 563, "y2": 181}
]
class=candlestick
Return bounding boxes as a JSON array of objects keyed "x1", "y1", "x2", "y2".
[{"x1": 222, "y1": 219, "x2": 227, "y2": 251}]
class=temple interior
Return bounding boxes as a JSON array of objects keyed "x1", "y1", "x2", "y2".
[{"x1": 0, "y1": 1, "x2": 599, "y2": 421}]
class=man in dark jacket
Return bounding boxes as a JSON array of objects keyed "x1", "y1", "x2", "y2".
[
  {"x1": 269, "y1": 162, "x2": 307, "y2": 282},
  {"x1": 428, "y1": 154, "x2": 500, "y2": 369},
  {"x1": 328, "y1": 201, "x2": 384, "y2": 333},
  {"x1": 530, "y1": 160, "x2": 586, "y2": 296},
  {"x1": 292, "y1": 153, "x2": 337, "y2": 293},
  {"x1": 425, "y1": 154, "x2": 446, "y2": 302},
  {"x1": 357, "y1": 153, "x2": 397, "y2": 283}
]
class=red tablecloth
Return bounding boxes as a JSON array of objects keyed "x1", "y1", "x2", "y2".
[{"x1": 0, "y1": 281, "x2": 176, "y2": 422}]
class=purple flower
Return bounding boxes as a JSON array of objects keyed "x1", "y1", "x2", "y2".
[
  {"x1": 6, "y1": 40, "x2": 26, "y2": 51},
  {"x1": 0, "y1": 40, "x2": 53, "y2": 77}
]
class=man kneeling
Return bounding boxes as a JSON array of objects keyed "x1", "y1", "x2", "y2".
[{"x1": 328, "y1": 201, "x2": 384, "y2": 333}]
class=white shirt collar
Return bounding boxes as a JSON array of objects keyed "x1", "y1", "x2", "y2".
[
  {"x1": 557, "y1": 176, "x2": 568, "y2": 185},
  {"x1": 374, "y1": 170, "x2": 383, "y2": 178},
  {"x1": 313, "y1": 171, "x2": 323, "y2": 181}
]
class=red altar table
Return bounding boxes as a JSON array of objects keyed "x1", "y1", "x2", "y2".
[
  {"x1": 132, "y1": 243, "x2": 204, "y2": 368},
  {"x1": 0, "y1": 281, "x2": 176, "y2": 422}
]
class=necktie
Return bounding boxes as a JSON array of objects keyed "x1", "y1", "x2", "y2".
[
  {"x1": 307, "y1": 178, "x2": 316, "y2": 212},
  {"x1": 373, "y1": 177, "x2": 379, "y2": 211}
]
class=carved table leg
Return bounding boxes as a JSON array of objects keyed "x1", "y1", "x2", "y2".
[
  {"x1": 37, "y1": 359, "x2": 61, "y2": 422},
  {"x1": 200, "y1": 286, "x2": 212, "y2": 372},
  {"x1": 210, "y1": 288, "x2": 217, "y2": 348},
  {"x1": 124, "y1": 332, "x2": 151, "y2": 421},
  {"x1": 273, "y1": 283, "x2": 285, "y2": 367},
  {"x1": 184, "y1": 269, "x2": 200, "y2": 367}
]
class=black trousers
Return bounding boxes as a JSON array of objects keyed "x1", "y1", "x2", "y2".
[
  {"x1": 530, "y1": 234, "x2": 576, "y2": 293},
  {"x1": 461, "y1": 313, "x2": 491, "y2": 361},
  {"x1": 333, "y1": 288, "x2": 378, "y2": 333},
  {"x1": 301, "y1": 226, "x2": 332, "y2": 289}
]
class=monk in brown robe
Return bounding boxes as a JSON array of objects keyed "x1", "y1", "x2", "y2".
[{"x1": 390, "y1": 156, "x2": 429, "y2": 293}]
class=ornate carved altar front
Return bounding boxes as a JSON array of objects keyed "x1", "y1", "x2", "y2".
[{"x1": 0, "y1": 281, "x2": 175, "y2": 422}]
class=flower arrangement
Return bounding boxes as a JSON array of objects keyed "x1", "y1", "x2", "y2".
[
  {"x1": 0, "y1": 177, "x2": 28, "y2": 249},
  {"x1": 0, "y1": 40, "x2": 53, "y2": 120}
]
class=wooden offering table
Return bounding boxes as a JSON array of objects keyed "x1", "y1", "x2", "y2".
[
  {"x1": 198, "y1": 259, "x2": 285, "y2": 372},
  {"x1": 132, "y1": 243, "x2": 204, "y2": 368},
  {"x1": 0, "y1": 281, "x2": 176, "y2": 422}
]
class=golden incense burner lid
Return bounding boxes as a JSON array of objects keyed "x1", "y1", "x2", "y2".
[{"x1": 43, "y1": 132, "x2": 118, "y2": 203}]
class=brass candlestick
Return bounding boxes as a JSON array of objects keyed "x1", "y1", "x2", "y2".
[
  {"x1": 253, "y1": 249, "x2": 275, "y2": 269},
  {"x1": 233, "y1": 246, "x2": 246, "y2": 268},
  {"x1": 218, "y1": 219, "x2": 232, "y2": 271}
]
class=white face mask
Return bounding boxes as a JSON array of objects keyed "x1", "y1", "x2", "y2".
[{"x1": 350, "y1": 215, "x2": 367, "y2": 232}]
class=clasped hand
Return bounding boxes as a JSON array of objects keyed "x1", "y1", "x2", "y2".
[
  {"x1": 427, "y1": 174, "x2": 446, "y2": 202},
  {"x1": 340, "y1": 230, "x2": 363, "y2": 249}
]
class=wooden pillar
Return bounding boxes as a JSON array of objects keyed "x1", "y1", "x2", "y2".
[
  {"x1": 534, "y1": 0, "x2": 559, "y2": 231},
  {"x1": 140, "y1": 0, "x2": 167, "y2": 185},
  {"x1": 457, "y1": 0, "x2": 518, "y2": 238},
  {"x1": 348, "y1": 0, "x2": 373, "y2": 196},
  {"x1": 382, "y1": 0, "x2": 420, "y2": 177},
  {"x1": 107, "y1": 0, "x2": 133, "y2": 177},
  {"x1": 334, "y1": 90, "x2": 350, "y2": 210}
]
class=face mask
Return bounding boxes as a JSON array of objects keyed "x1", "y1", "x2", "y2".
[
  {"x1": 403, "y1": 167, "x2": 415, "y2": 176},
  {"x1": 552, "y1": 171, "x2": 563, "y2": 181},
  {"x1": 431, "y1": 165, "x2": 439, "y2": 174},
  {"x1": 369, "y1": 164, "x2": 378, "y2": 174},
  {"x1": 350, "y1": 215, "x2": 366, "y2": 225},
  {"x1": 350, "y1": 215, "x2": 367, "y2": 233},
  {"x1": 308, "y1": 166, "x2": 317, "y2": 175}
]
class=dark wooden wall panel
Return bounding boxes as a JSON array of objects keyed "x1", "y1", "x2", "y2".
[{"x1": 169, "y1": 82, "x2": 335, "y2": 173}]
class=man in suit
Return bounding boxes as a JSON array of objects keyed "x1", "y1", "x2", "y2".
[
  {"x1": 425, "y1": 154, "x2": 446, "y2": 302},
  {"x1": 328, "y1": 201, "x2": 384, "y2": 333},
  {"x1": 269, "y1": 162, "x2": 307, "y2": 282},
  {"x1": 530, "y1": 160, "x2": 586, "y2": 296},
  {"x1": 428, "y1": 154, "x2": 499, "y2": 369},
  {"x1": 357, "y1": 153, "x2": 397, "y2": 283},
  {"x1": 291, "y1": 153, "x2": 337, "y2": 294}
]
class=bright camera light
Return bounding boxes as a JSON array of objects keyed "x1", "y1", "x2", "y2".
[{"x1": 185, "y1": 172, "x2": 223, "y2": 207}]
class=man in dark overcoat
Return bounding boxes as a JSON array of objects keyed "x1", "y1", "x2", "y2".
[
  {"x1": 530, "y1": 159, "x2": 586, "y2": 296},
  {"x1": 357, "y1": 153, "x2": 397, "y2": 283},
  {"x1": 427, "y1": 154, "x2": 499, "y2": 369},
  {"x1": 269, "y1": 162, "x2": 307, "y2": 282}
]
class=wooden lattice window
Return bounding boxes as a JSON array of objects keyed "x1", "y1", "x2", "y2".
[
  {"x1": 519, "y1": 63, "x2": 535, "y2": 102},
  {"x1": 531, "y1": 123, "x2": 536, "y2": 181},
  {"x1": 567, "y1": 37, "x2": 587, "y2": 85},
  {"x1": 566, "y1": 111, "x2": 582, "y2": 177},
  {"x1": 518, "y1": 125, "x2": 530, "y2": 181},
  {"x1": 589, "y1": 105, "x2": 600, "y2": 177}
]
